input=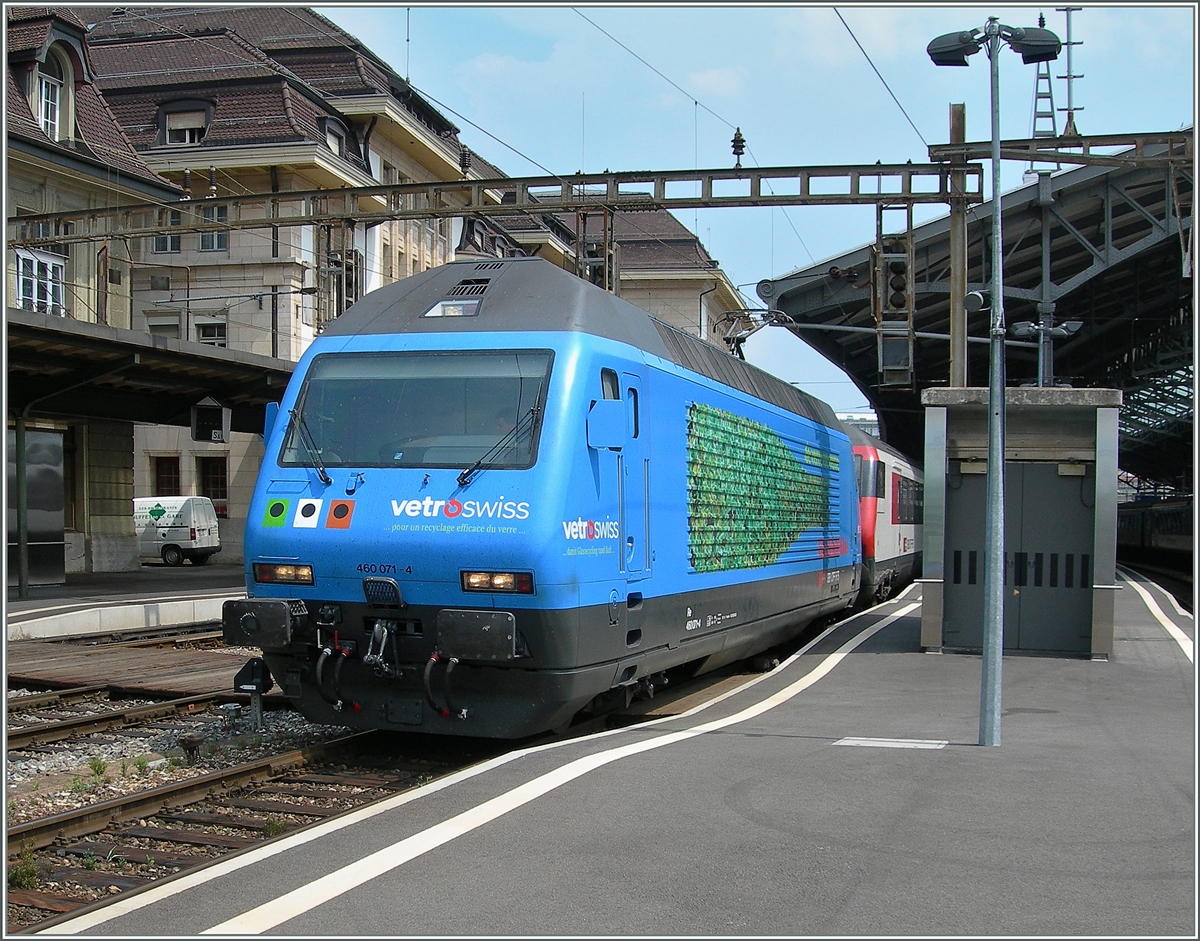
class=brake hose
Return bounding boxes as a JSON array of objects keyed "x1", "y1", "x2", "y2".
[{"x1": 422, "y1": 652, "x2": 467, "y2": 720}]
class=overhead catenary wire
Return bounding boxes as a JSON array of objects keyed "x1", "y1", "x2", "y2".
[{"x1": 569, "y1": 6, "x2": 819, "y2": 303}]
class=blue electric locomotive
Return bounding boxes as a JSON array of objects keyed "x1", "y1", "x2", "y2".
[{"x1": 224, "y1": 257, "x2": 862, "y2": 738}]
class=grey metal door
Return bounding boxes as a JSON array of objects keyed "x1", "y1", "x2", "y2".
[
  {"x1": 942, "y1": 464, "x2": 998, "y2": 650},
  {"x1": 942, "y1": 461, "x2": 1093, "y2": 653},
  {"x1": 1010, "y1": 463, "x2": 1094, "y2": 652}
]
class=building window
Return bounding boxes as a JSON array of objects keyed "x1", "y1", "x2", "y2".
[
  {"x1": 166, "y1": 110, "x2": 206, "y2": 144},
  {"x1": 200, "y1": 204, "x2": 228, "y2": 251},
  {"x1": 195, "y1": 319, "x2": 227, "y2": 347},
  {"x1": 325, "y1": 124, "x2": 345, "y2": 156},
  {"x1": 15, "y1": 249, "x2": 66, "y2": 315},
  {"x1": 154, "y1": 455, "x2": 181, "y2": 496},
  {"x1": 146, "y1": 315, "x2": 180, "y2": 339},
  {"x1": 37, "y1": 56, "x2": 63, "y2": 140},
  {"x1": 197, "y1": 455, "x2": 228, "y2": 517},
  {"x1": 153, "y1": 210, "x2": 182, "y2": 253}
]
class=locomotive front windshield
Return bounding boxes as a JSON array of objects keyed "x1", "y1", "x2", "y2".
[{"x1": 280, "y1": 350, "x2": 552, "y2": 470}]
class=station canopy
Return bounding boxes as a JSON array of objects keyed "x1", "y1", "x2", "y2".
[
  {"x1": 6, "y1": 308, "x2": 293, "y2": 434},
  {"x1": 754, "y1": 154, "x2": 1192, "y2": 491}
]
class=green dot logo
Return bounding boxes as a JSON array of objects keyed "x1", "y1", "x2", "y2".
[{"x1": 263, "y1": 499, "x2": 290, "y2": 527}]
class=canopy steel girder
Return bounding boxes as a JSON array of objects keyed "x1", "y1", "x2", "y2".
[
  {"x1": 757, "y1": 151, "x2": 1192, "y2": 484},
  {"x1": 929, "y1": 130, "x2": 1194, "y2": 169},
  {"x1": 6, "y1": 163, "x2": 984, "y2": 250}
]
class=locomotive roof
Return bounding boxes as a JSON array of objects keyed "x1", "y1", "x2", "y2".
[{"x1": 323, "y1": 256, "x2": 839, "y2": 429}]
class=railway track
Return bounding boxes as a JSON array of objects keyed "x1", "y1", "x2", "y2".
[
  {"x1": 5, "y1": 650, "x2": 776, "y2": 934},
  {"x1": 1119, "y1": 561, "x2": 1193, "y2": 614},
  {"x1": 6, "y1": 731, "x2": 485, "y2": 933},
  {"x1": 7, "y1": 690, "x2": 221, "y2": 751},
  {"x1": 5, "y1": 599, "x2": 850, "y2": 933}
]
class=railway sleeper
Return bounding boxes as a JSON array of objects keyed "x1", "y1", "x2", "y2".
[
  {"x1": 7, "y1": 887, "x2": 84, "y2": 915},
  {"x1": 158, "y1": 810, "x2": 272, "y2": 831},
  {"x1": 43, "y1": 866, "x2": 148, "y2": 892},
  {"x1": 56, "y1": 841, "x2": 200, "y2": 869},
  {"x1": 117, "y1": 825, "x2": 259, "y2": 850},
  {"x1": 222, "y1": 797, "x2": 340, "y2": 817}
]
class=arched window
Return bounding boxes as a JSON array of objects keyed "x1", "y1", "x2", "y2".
[{"x1": 37, "y1": 53, "x2": 65, "y2": 140}]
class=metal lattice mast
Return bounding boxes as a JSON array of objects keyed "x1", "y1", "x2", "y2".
[
  {"x1": 1057, "y1": 7, "x2": 1084, "y2": 137},
  {"x1": 1028, "y1": 14, "x2": 1059, "y2": 173}
]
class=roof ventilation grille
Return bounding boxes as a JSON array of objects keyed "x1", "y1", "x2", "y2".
[
  {"x1": 473, "y1": 262, "x2": 505, "y2": 271},
  {"x1": 446, "y1": 278, "x2": 491, "y2": 297}
]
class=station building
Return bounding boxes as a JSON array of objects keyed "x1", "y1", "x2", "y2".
[{"x1": 6, "y1": 6, "x2": 741, "y2": 573}]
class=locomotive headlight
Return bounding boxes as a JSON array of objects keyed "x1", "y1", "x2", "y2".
[
  {"x1": 253, "y1": 563, "x2": 314, "y2": 585},
  {"x1": 461, "y1": 571, "x2": 534, "y2": 594}
]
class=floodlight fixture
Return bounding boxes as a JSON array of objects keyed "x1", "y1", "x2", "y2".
[
  {"x1": 926, "y1": 30, "x2": 983, "y2": 66},
  {"x1": 963, "y1": 290, "x2": 988, "y2": 313}
]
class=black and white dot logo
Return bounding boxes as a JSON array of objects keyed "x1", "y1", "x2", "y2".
[{"x1": 293, "y1": 498, "x2": 323, "y2": 528}]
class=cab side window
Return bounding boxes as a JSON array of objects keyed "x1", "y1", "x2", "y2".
[{"x1": 601, "y1": 368, "x2": 619, "y2": 400}]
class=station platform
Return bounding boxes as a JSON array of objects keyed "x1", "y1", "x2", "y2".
[
  {"x1": 5, "y1": 563, "x2": 246, "y2": 641},
  {"x1": 36, "y1": 572, "x2": 1195, "y2": 937}
]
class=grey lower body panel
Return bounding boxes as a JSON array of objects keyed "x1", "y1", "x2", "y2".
[{"x1": 246, "y1": 564, "x2": 858, "y2": 739}]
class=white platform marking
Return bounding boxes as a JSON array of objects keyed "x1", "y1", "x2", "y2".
[
  {"x1": 1119, "y1": 572, "x2": 1194, "y2": 663},
  {"x1": 45, "y1": 597, "x2": 920, "y2": 936},
  {"x1": 835, "y1": 736, "x2": 947, "y2": 749}
]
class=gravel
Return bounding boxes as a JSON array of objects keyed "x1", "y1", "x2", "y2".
[{"x1": 6, "y1": 703, "x2": 355, "y2": 823}]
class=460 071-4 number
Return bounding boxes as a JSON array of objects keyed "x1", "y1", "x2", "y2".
[{"x1": 356, "y1": 562, "x2": 409, "y2": 574}]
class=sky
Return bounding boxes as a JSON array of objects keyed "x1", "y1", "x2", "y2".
[{"x1": 316, "y1": 3, "x2": 1197, "y2": 412}]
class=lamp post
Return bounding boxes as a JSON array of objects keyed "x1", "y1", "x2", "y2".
[{"x1": 928, "y1": 17, "x2": 1061, "y2": 746}]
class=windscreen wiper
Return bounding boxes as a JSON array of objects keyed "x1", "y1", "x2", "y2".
[
  {"x1": 289, "y1": 408, "x2": 332, "y2": 485},
  {"x1": 458, "y1": 406, "x2": 538, "y2": 487}
]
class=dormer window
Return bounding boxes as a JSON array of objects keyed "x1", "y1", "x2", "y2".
[
  {"x1": 37, "y1": 54, "x2": 65, "y2": 140},
  {"x1": 166, "y1": 111, "x2": 207, "y2": 145},
  {"x1": 325, "y1": 123, "x2": 346, "y2": 157}
]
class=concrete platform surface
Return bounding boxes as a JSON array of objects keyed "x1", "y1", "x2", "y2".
[
  {"x1": 42, "y1": 575, "x2": 1195, "y2": 937},
  {"x1": 5, "y1": 563, "x2": 246, "y2": 641}
]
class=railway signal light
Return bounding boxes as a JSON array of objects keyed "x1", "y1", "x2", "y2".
[
  {"x1": 875, "y1": 234, "x2": 914, "y2": 387},
  {"x1": 877, "y1": 236, "x2": 912, "y2": 319}
]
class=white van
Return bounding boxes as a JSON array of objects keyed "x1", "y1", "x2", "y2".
[{"x1": 133, "y1": 496, "x2": 222, "y2": 566}]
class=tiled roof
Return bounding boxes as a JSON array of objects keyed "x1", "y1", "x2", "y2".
[
  {"x1": 103, "y1": 83, "x2": 312, "y2": 149},
  {"x1": 618, "y1": 237, "x2": 717, "y2": 271},
  {"x1": 81, "y1": 6, "x2": 347, "y2": 48},
  {"x1": 6, "y1": 8, "x2": 175, "y2": 190},
  {"x1": 78, "y1": 5, "x2": 459, "y2": 136},
  {"x1": 269, "y1": 48, "x2": 390, "y2": 97},
  {"x1": 88, "y1": 31, "x2": 297, "y2": 89},
  {"x1": 5, "y1": 68, "x2": 53, "y2": 144},
  {"x1": 8, "y1": 7, "x2": 86, "y2": 27},
  {"x1": 6, "y1": 18, "x2": 52, "y2": 55},
  {"x1": 71, "y1": 81, "x2": 174, "y2": 184}
]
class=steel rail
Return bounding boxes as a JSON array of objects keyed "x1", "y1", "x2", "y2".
[
  {"x1": 6, "y1": 732, "x2": 375, "y2": 853},
  {"x1": 6, "y1": 693, "x2": 220, "y2": 750},
  {"x1": 5, "y1": 685, "x2": 112, "y2": 713}
]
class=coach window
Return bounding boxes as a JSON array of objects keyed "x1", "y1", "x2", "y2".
[{"x1": 600, "y1": 368, "x2": 619, "y2": 400}]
